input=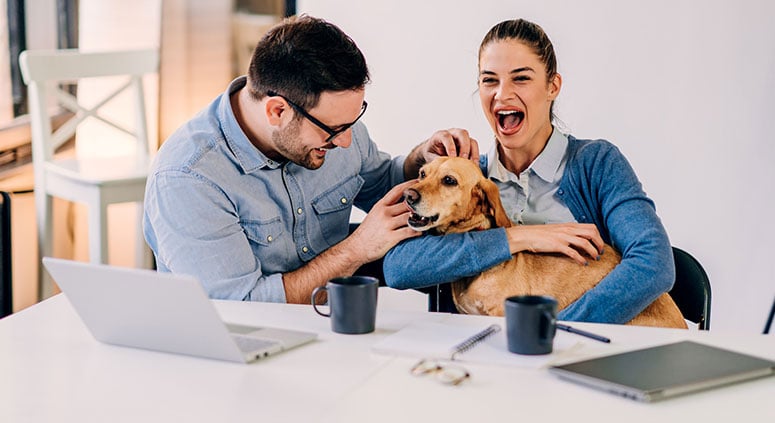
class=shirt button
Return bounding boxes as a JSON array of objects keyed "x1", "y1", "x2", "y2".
[
  {"x1": 340, "y1": 197, "x2": 348, "y2": 204},
  {"x1": 266, "y1": 235, "x2": 273, "y2": 242},
  {"x1": 302, "y1": 246, "x2": 309, "y2": 253},
  {"x1": 297, "y1": 208, "x2": 303, "y2": 215},
  {"x1": 558, "y1": 189, "x2": 564, "y2": 195}
]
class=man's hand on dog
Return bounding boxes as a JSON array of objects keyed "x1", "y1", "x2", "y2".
[
  {"x1": 505, "y1": 223, "x2": 606, "y2": 266},
  {"x1": 404, "y1": 128, "x2": 480, "y2": 179},
  {"x1": 347, "y1": 180, "x2": 422, "y2": 264}
]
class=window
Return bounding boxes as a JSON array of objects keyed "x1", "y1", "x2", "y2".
[{"x1": 0, "y1": 0, "x2": 77, "y2": 176}]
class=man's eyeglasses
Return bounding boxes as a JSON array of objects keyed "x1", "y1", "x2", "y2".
[
  {"x1": 410, "y1": 359, "x2": 470, "y2": 386},
  {"x1": 267, "y1": 90, "x2": 368, "y2": 143}
]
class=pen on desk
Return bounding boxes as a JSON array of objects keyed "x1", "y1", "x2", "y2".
[{"x1": 556, "y1": 323, "x2": 611, "y2": 343}]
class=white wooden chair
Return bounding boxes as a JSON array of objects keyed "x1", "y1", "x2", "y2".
[{"x1": 19, "y1": 48, "x2": 159, "y2": 300}]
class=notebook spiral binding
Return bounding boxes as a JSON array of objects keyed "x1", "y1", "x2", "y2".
[{"x1": 450, "y1": 324, "x2": 501, "y2": 360}]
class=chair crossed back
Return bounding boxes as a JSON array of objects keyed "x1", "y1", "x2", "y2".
[
  {"x1": 19, "y1": 49, "x2": 159, "y2": 299},
  {"x1": 19, "y1": 48, "x2": 158, "y2": 165}
]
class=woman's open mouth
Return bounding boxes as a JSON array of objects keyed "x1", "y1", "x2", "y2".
[{"x1": 497, "y1": 109, "x2": 524, "y2": 135}]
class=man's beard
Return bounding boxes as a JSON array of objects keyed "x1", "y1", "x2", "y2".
[{"x1": 271, "y1": 120, "x2": 329, "y2": 170}]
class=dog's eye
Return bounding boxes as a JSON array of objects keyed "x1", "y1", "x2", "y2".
[
  {"x1": 419, "y1": 170, "x2": 426, "y2": 179},
  {"x1": 442, "y1": 176, "x2": 458, "y2": 186}
]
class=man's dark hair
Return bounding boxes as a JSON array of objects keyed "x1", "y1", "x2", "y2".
[{"x1": 247, "y1": 15, "x2": 370, "y2": 110}]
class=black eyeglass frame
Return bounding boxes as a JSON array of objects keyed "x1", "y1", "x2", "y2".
[{"x1": 267, "y1": 90, "x2": 368, "y2": 143}]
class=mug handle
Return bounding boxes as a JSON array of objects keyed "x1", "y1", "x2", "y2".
[
  {"x1": 541, "y1": 309, "x2": 557, "y2": 344},
  {"x1": 311, "y1": 286, "x2": 330, "y2": 317}
]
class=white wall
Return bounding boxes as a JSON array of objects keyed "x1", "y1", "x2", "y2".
[{"x1": 299, "y1": 0, "x2": 775, "y2": 333}]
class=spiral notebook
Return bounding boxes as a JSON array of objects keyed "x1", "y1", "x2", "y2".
[{"x1": 371, "y1": 320, "x2": 581, "y2": 368}]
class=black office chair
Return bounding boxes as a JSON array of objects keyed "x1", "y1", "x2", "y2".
[
  {"x1": 669, "y1": 246, "x2": 712, "y2": 330},
  {"x1": 764, "y1": 297, "x2": 774, "y2": 334},
  {"x1": 427, "y1": 282, "x2": 456, "y2": 313},
  {"x1": 0, "y1": 191, "x2": 12, "y2": 318}
]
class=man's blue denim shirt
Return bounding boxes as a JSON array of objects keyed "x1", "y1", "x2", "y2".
[{"x1": 144, "y1": 77, "x2": 405, "y2": 302}]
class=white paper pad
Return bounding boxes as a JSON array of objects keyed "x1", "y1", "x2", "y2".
[{"x1": 372, "y1": 321, "x2": 583, "y2": 368}]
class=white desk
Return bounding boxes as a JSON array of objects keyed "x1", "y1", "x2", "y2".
[{"x1": 1, "y1": 295, "x2": 774, "y2": 422}]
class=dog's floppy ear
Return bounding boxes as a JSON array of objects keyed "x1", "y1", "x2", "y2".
[{"x1": 478, "y1": 178, "x2": 512, "y2": 228}]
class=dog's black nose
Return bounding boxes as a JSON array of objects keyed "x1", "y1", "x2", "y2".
[{"x1": 404, "y1": 188, "x2": 420, "y2": 206}]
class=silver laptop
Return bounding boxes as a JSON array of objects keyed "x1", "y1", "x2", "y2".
[
  {"x1": 548, "y1": 340, "x2": 775, "y2": 402},
  {"x1": 42, "y1": 257, "x2": 316, "y2": 364}
]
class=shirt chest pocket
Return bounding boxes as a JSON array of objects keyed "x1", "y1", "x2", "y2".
[
  {"x1": 243, "y1": 218, "x2": 288, "y2": 264},
  {"x1": 311, "y1": 175, "x2": 364, "y2": 244},
  {"x1": 311, "y1": 174, "x2": 364, "y2": 214}
]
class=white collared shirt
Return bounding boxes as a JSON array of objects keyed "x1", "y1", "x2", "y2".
[{"x1": 486, "y1": 128, "x2": 576, "y2": 225}]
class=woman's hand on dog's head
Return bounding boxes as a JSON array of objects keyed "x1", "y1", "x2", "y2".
[
  {"x1": 421, "y1": 128, "x2": 480, "y2": 163},
  {"x1": 405, "y1": 128, "x2": 481, "y2": 179}
]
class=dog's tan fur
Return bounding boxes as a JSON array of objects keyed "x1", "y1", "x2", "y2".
[{"x1": 405, "y1": 157, "x2": 686, "y2": 328}]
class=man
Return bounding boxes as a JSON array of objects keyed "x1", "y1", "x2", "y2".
[{"x1": 143, "y1": 15, "x2": 477, "y2": 303}]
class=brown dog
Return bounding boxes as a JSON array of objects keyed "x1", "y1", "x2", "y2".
[{"x1": 404, "y1": 157, "x2": 686, "y2": 328}]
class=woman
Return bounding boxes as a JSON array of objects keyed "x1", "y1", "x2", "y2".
[{"x1": 383, "y1": 18, "x2": 674, "y2": 324}]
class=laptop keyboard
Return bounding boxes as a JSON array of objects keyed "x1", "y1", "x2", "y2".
[{"x1": 232, "y1": 335, "x2": 278, "y2": 353}]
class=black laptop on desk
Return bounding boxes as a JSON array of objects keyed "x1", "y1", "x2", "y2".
[{"x1": 548, "y1": 340, "x2": 775, "y2": 402}]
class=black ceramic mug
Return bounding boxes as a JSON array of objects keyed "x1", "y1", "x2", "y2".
[
  {"x1": 505, "y1": 295, "x2": 557, "y2": 355},
  {"x1": 311, "y1": 276, "x2": 379, "y2": 334}
]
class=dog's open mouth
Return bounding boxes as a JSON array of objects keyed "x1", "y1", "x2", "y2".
[
  {"x1": 497, "y1": 110, "x2": 524, "y2": 132},
  {"x1": 407, "y1": 212, "x2": 439, "y2": 230}
]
